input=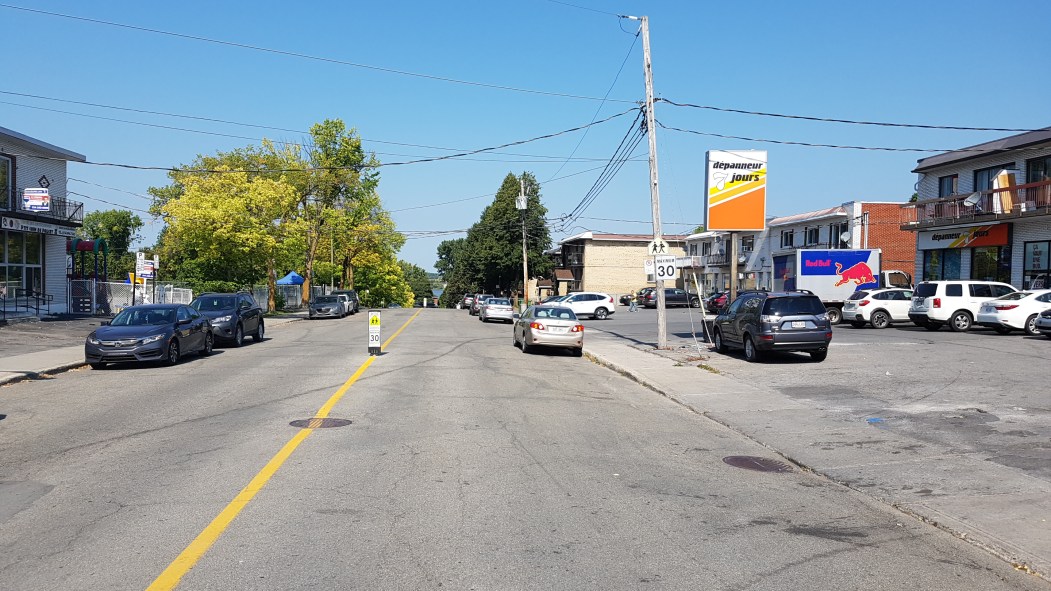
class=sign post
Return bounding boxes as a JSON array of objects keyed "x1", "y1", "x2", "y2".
[{"x1": 368, "y1": 310, "x2": 381, "y2": 355}]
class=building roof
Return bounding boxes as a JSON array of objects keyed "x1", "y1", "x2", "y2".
[
  {"x1": 768, "y1": 206, "x2": 848, "y2": 227},
  {"x1": 913, "y1": 126, "x2": 1051, "y2": 173},
  {"x1": 0, "y1": 126, "x2": 86, "y2": 162},
  {"x1": 553, "y1": 269, "x2": 575, "y2": 281},
  {"x1": 559, "y1": 231, "x2": 689, "y2": 245}
]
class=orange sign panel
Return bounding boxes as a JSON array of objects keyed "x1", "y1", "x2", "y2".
[{"x1": 704, "y1": 150, "x2": 767, "y2": 231}]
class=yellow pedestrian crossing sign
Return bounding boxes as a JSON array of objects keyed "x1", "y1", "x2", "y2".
[
  {"x1": 369, "y1": 315, "x2": 380, "y2": 326},
  {"x1": 368, "y1": 310, "x2": 381, "y2": 355}
]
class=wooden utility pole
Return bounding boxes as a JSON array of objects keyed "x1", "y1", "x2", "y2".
[
  {"x1": 627, "y1": 14, "x2": 668, "y2": 348},
  {"x1": 518, "y1": 178, "x2": 529, "y2": 311}
]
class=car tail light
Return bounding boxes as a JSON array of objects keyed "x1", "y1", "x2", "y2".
[
  {"x1": 859, "y1": 300, "x2": 870, "y2": 306},
  {"x1": 933, "y1": 297, "x2": 941, "y2": 308},
  {"x1": 826, "y1": 332, "x2": 833, "y2": 339},
  {"x1": 530, "y1": 322, "x2": 545, "y2": 331},
  {"x1": 571, "y1": 324, "x2": 584, "y2": 332},
  {"x1": 608, "y1": 296, "x2": 613, "y2": 303},
  {"x1": 760, "y1": 334, "x2": 774, "y2": 341},
  {"x1": 994, "y1": 304, "x2": 1019, "y2": 311}
]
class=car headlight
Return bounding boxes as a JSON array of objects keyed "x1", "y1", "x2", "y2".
[
  {"x1": 213, "y1": 315, "x2": 232, "y2": 323},
  {"x1": 87, "y1": 335, "x2": 100, "y2": 345},
  {"x1": 140, "y1": 334, "x2": 165, "y2": 345}
]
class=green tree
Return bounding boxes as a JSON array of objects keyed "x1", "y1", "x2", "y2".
[
  {"x1": 356, "y1": 258, "x2": 413, "y2": 308},
  {"x1": 79, "y1": 209, "x2": 144, "y2": 278},
  {"x1": 400, "y1": 261, "x2": 433, "y2": 304}
]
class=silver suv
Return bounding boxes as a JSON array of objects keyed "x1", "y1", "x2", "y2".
[
  {"x1": 908, "y1": 280, "x2": 1017, "y2": 332},
  {"x1": 712, "y1": 292, "x2": 832, "y2": 362}
]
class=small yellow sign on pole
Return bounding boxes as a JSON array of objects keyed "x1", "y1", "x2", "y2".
[{"x1": 368, "y1": 310, "x2": 381, "y2": 355}]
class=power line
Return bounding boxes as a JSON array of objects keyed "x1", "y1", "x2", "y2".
[
  {"x1": 658, "y1": 98, "x2": 1046, "y2": 133},
  {"x1": 0, "y1": 3, "x2": 636, "y2": 104},
  {"x1": 538, "y1": 0, "x2": 623, "y2": 17},
  {"x1": 68, "y1": 190, "x2": 153, "y2": 214},
  {"x1": 69, "y1": 178, "x2": 153, "y2": 201}
]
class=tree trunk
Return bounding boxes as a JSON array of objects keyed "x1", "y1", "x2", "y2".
[
  {"x1": 301, "y1": 225, "x2": 323, "y2": 306},
  {"x1": 267, "y1": 260, "x2": 277, "y2": 313}
]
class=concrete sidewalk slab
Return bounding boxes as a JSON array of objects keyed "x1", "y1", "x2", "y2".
[{"x1": 584, "y1": 336, "x2": 1051, "y2": 580}]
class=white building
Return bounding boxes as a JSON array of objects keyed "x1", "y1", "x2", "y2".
[
  {"x1": 901, "y1": 128, "x2": 1051, "y2": 288},
  {"x1": 682, "y1": 226, "x2": 772, "y2": 293},
  {"x1": 1, "y1": 126, "x2": 85, "y2": 317}
]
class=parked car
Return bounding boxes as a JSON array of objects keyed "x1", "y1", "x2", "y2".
[
  {"x1": 333, "y1": 293, "x2": 352, "y2": 317},
  {"x1": 330, "y1": 289, "x2": 359, "y2": 314},
  {"x1": 540, "y1": 294, "x2": 568, "y2": 304},
  {"x1": 85, "y1": 304, "x2": 212, "y2": 369},
  {"x1": 559, "y1": 292, "x2": 616, "y2": 319},
  {"x1": 976, "y1": 289, "x2": 1051, "y2": 335},
  {"x1": 705, "y1": 292, "x2": 729, "y2": 313},
  {"x1": 512, "y1": 305, "x2": 584, "y2": 356},
  {"x1": 479, "y1": 297, "x2": 514, "y2": 323},
  {"x1": 1035, "y1": 308, "x2": 1051, "y2": 338},
  {"x1": 308, "y1": 295, "x2": 345, "y2": 319},
  {"x1": 711, "y1": 291, "x2": 832, "y2": 362},
  {"x1": 462, "y1": 294, "x2": 475, "y2": 309},
  {"x1": 843, "y1": 288, "x2": 914, "y2": 329},
  {"x1": 190, "y1": 292, "x2": 265, "y2": 346},
  {"x1": 470, "y1": 293, "x2": 494, "y2": 316},
  {"x1": 620, "y1": 287, "x2": 654, "y2": 306},
  {"x1": 641, "y1": 288, "x2": 701, "y2": 308},
  {"x1": 908, "y1": 280, "x2": 1017, "y2": 332}
]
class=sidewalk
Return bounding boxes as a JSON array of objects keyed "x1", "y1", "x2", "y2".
[
  {"x1": 583, "y1": 333, "x2": 1050, "y2": 581},
  {"x1": 0, "y1": 312, "x2": 307, "y2": 386}
]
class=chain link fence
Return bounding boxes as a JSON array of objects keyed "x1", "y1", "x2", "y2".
[
  {"x1": 67, "y1": 279, "x2": 194, "y2": 316},
  {"x1": 249, "y1": 284, "x2": 331, "y2": 311}
]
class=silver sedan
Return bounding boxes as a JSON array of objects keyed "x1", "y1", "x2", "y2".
[
  {"x1": 512, "y1": 305, "x2": 584, "y2": 357},
  {"x1": 479, "y1": 298, "x2": 514, "y2": 323}
]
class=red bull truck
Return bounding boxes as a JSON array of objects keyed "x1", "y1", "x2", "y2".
[{"x1": 777, "y1": 249, "x2": 912, "y2": 325}]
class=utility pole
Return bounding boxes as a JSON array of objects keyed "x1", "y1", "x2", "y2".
[
  {"x1": 626, "y1": 14, "x2": 668, "y2": 349},
  {"x1": 518, "y1": 178, "x2": 529, "y2": 311}
]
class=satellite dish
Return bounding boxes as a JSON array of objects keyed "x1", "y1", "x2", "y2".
[
  {"x1": 738, "y1": 255, "x2": 747, "y2": 264},
  {"x1": 840, "y1": 231, "x2": 852, "y2": 243},
  {"x1": 963, "y1": 192, "x2": 982, "y2": 206}
]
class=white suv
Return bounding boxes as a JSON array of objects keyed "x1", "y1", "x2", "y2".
[
  {"x1": 908, "y1": 280, "x2": 1017, "y2": 332},
  {"x1": 560, "y1": 292, "x2": 616, "y2": 320},
  {"x1": 843, "y1": 288, "x2": 914, "y2": 329}
]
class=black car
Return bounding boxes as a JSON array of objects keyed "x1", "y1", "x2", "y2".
[
  {"x1": 190, "y1": 292, "x2": 265, "y2": 346},
  {"x1": 642, "y1": 288, "x2": 702, "y2": 308},
  {"x1": 711, "y1": 291, "x2": 832, "y2": 362},
  {"x1": 330, "y1": 289, "x2": 360, "y2": 314},
  {"x1": 85, "y1": 304, "x2": 212, "y2": 369}
]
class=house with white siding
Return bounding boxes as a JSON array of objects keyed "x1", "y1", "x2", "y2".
[
  {"x1": 0, "y1": 126, "x2": 85, "y2": 317},
  {"x1": 900, "y1": 128, "x2": 1051, "y2": 289}
]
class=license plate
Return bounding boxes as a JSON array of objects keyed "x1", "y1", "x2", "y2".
[
  {"x1": 791, "y1": 321, "x2": 806, "y2": 328},
  {"x1": 550, "y1": 326, "x2": 568, "y2": 334}
]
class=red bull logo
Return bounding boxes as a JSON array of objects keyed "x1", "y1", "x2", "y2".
[{"x1": 834, "y1": 261, "x2": 876, "y2": 287}]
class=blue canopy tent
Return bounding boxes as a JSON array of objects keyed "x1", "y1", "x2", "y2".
[{"x1": 276, "y1": 271, "x2": 305, "y2": 285}]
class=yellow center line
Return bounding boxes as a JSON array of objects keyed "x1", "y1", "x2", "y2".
[{"x1": 146, "y1": 309, "x2": 422, "y2": 591}]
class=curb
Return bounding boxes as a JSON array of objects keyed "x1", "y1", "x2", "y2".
[
  {"x1": 585, "y1": 347, "x2": 1049, "y2": 582},
  {"x1": 0, "y1": 361, "x2": 87, "y2": 388}
]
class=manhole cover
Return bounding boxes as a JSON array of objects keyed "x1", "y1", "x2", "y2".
[
  {"x1": 289, "y1": 418, "x2": 352, "y2": 429},
  {"x1": 722, "y1": 455, "x2": 793, "y2": 472}
]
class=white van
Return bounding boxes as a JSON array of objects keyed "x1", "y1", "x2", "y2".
[{"x1": 908, "y1": 280, "x2": 1017, "y2": 332}]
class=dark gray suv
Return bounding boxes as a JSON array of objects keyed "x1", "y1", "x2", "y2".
[{"x1": 711, "y1": 291, "x2": 832, "y2": 362}]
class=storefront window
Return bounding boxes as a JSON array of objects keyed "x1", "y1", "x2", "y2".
[
  {"x1": 971, "y1": 246, "x2": 1011, "y2": 283},
  {"x1": 1024, "y1": 241, "x2": 1050, "y2": 289},
  {"x1": 24, "y1": 233, "x2": 41, "y2": 265},
  {"x1": 923, "y1": 249, "x2": 961, "y2": 281},
  {"x1": 0, "y1": 154, "x2": 11, "y2": 210},
  {"x1": 6, "y1": 231, "x2": 22, "y2": 264}
]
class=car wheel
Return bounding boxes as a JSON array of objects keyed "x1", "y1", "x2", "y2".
[
  {"x1": 573, "y1": 347, "x2": 584, "y2": 358},
  {"x1": 949, "y1": 311, "x2": 972, "y2": 332},
  {"x1": 850, "y1": 321, "x2": 867, "y2": 329},
  {"x1": 690, "y1": 298, "x2": 701, "y2": 308},
  {"x1": 594, "y1": 307, "x2": 609, "y2": 320},
  {"x1": 165, "y1": 339, "x2": 181, "y2": 366},
  {"x1": 743, "y1": 336, "x2": 763, "y2": 362},
  {"x1": 825, "y1": 307, "x2": 842, "y2": 325},
  {"x1": 810, "y1": 349, "x2": 828, "y2": 362},
  {"x1": 254, "y1": 320, "x2": 265, "y2": 342},
  {"x1": 924, "y1": 322, "x2": 942, "y2": 331},
  {"x1": 512, "y1": 332, "x2": 519, "y2": 348},
  {"x1": 713, "y1": 329, "x2": 727, "y2": 354},
  {"x1": 993, "y1": 325, "x2": 1012, "y2": 335},
  {"x1": 233, "y1": 324, "x2": 244, "y2": 347},
  {"x1": 521, "y1": 339, "x2": 532, "y2": 354},
  {"x1": 870, "y1": 311, "x2": 890, "y2": 329},
  {"x1": 1023, "y1": 314, "x2": 1039, "y2": 335},
  {"x1": 89, "y1": 362, "x2": 106, "y2": 370},
  {"x1": 201, "y1": 332, "x2": 214, "y2": 356}
]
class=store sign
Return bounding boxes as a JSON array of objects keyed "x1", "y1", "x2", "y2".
[
  {"x1": 0, "y1": 216, "x2": 77, "y2": 237},
  {"x1": 918, "y1": 224, "x2": 1008, "y2": 250},
  {"x1": 22, "y1": 188, "x2": 50, "y2": 212},
  {"x1": 704, "y1": 150, "x2": 767, "y2": 231}
]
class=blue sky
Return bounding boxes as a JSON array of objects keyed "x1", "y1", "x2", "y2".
[{"x1": 4, "y1": 1, "x2": 1049, "y2": 272}]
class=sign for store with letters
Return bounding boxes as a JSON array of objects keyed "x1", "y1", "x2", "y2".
[
  {"x1": 704, "y1": 150, "x2": 767, "y2": 232},
  {"x1": 1, "y1": 216, "x2": 77, "y2": 237},
  {"x1": 22, "y1": 188, "x2": 50, "y2": 212},
  {"x1": 917, "y1": 224, "x2": 1008, "y2": 250}
]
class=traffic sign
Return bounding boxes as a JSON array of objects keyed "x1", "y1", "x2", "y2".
[
  {"x1": 368, "y1": 310, "x2": 381, "y2": 355},
  {"x1": 654, "y1": 255, "x2": 677, "y2": 281},
  {"x1": 646, "y1": 238, "x2": 670, "y2": 256}
]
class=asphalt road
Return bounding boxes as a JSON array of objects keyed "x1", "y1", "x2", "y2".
[{"x1": 0, "y1": 309, "x2": 1045, "y2": 590}]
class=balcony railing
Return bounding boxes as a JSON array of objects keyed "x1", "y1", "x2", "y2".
[
  {"x1": 901, "y1": 179, "x2": 1051, "y2": 229},
  {"x1": 14, "y1": 193, "x2": 85, "y2": 224}
]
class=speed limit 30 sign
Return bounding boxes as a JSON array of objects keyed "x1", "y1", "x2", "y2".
[{"x1": 654, "y1": 256, "x2": 677, "y2": 281}]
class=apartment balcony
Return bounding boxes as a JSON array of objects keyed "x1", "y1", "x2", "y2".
[
  {"x1": 12, "y1": 193, "x2": 85, "y2": 226},
  {"x1": 703, "y1": 253, "x2": 728, "y2": 266},
  {"x1": 676, "y1": 256, "x2": 704, "y2": 268},
  {"x1": 900, "y1": 179, "x2": 1051, "y2": 230}
]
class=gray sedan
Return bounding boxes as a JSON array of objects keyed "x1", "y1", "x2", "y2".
[
  {"x1": 479, "y1": 298, "x2": 514, "y2": 323},
  {"x1": 512, "y1": 305, "x2": 584, "y2": 357},
  {"x1": 309, "y1": 296, "x2": 344, "y2": 319}
]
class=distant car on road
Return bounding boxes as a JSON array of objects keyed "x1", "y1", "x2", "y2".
[
  {"x1": 711, "y1": 291, "x2": 831, "y2": 362},
  {"x1": 512, "y1": 305, "x2": 584, "y2": 357},
  {"x1": 976, "y1": 289, "x2": 1051, "y2": 335},
  {"x1": 309, "y1": 295, "x2": 344, "y2": 319},
  {"x1": 479, "y1": 297, "x2": 514, "y2": 323},
  {"x1": 843, "y1": 288, "x2": 914, "y2": 329},
  {"x1": 1036, "y1": 308, "x2": 1051, "y2": 338},
  {"x1": 470, "y1": 293, "x2": 494, "y2": 316},
  {"x1": 559, "y1": 292, "x2": 615, "y2": 319},
  {"x1": 705, "y1": 292, "x2": 729, "y2": 313},
  {"x1": 330, "y1": 289, "x2": 360, "y2": 314},
  {"x1": 190, "y1": 292, "x2": 265, "y2": 346},
  {"x1": 641, "y1": 288, "x2": 701, "y2": 308},
  {"x1": 85, "y1": 304, "x2": 212, "y2": 369}
]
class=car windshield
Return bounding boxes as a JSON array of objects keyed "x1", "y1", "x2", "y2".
[
  {"x1": 763, "y1": 297, "x2": 826, "y2": 316},
  {"x1": 848, "y1": 291, "x2": 870, "y2": 301},
  {"x1": 111, "y1": 308, "x2": 176, "y2": 326},
  {"x1": 915, "y1": 283, "x2": 938, "y2": 297},
  {"x1": 533, "y1": 307, "x2": 577, "y2": 320},
  {"x1": 191, "y1": 297, "x2": 235, "y2": 311},
  {"x1": 314, "y1": 296, "x2": 338, "y2": 304},
  {"x1": 489, "y1": 298, "x2": 510, "y2": 306}
]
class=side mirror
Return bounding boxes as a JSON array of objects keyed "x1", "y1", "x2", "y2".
[
  {"x1": 101, "y1": 320, "x2": 111, "y2": 326},
  {"x1": 177, "y1": 318, "x2": 192, "y2": 326}
]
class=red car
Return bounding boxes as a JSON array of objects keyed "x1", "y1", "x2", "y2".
[{"x1": 706, "y1": 292, "x2": 729, "y2": 313}]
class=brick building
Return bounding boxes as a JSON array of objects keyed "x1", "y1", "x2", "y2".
[{"x1": 552, "y1": 232, "x2": 688, "y2": 297}]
